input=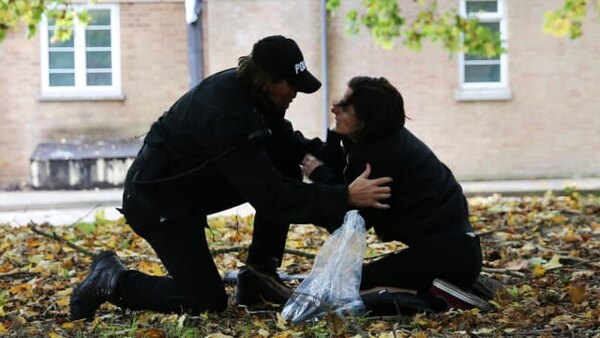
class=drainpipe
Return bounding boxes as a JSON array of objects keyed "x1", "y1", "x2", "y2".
[
  {"x1": 320, "y1": 0, "x2": 330, "y2": 138},
  {"x1": 185, "y1": 0, "x2": 204, "y2": 87}
]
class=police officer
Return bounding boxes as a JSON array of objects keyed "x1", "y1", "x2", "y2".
[{"x1": 70, "y1": 35, "x2": 392, "y2": 320}]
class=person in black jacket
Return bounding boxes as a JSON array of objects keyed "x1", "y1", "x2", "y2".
[
  {"x1": 70, "y1": 36, "x2": 393, "y2": 320},
  {"x1": 302, "y1": 76, "x2": 485, "y2": 312}
]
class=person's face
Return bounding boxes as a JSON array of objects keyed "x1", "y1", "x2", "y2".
[
  {"x1": 331, "y1": 87, "x2": 363, "y2": 140},
  {"x1": 265, "y1": 79, "x2": 297, "y2": 110}
]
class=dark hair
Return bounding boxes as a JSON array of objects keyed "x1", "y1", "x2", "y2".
[
  {"x1": 237, "y1": 55, "x2": 282, "y2": 96},
  {"x1": 341, "y1": 76, "x2": 406, "y2": 142}
]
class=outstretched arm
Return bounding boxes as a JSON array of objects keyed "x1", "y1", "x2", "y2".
[{"x1": 348, "y1": 163, "x2": 392, "y2": 209}]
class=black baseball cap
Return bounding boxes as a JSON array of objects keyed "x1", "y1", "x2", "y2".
[{"x1": 251, "y1": 35, "x2": 321, "y2": 93}]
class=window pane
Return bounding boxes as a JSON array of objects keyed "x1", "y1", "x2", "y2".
[
  {"x1": 50, "y1": 73, "x2": 75, "y2": 86},
  {"x1": 86, "y1": 30, "x2": 111, "y2": 47},
  {"x1": 48, "y1": 29, "x2": 74, "y2": 47},
  {"x1": 49, "y1": 51, "x2": 74, "y2": 69},
  {"x1": 88, "y1": 10, "x2": 111, "y2": 25},
  {"x1": 479, "y1": 22, "x2": 499, "y2": 33},
  {"x1": 87, "y1": 73, "x2": 112, "y2": 86},
  {"x1": 86, "y1": 51, "x2": 112, "y2": 69},
  {"x1": 466, "y1": 1, "x2": 497, "y2": 14},
  {"x1": 465, "y1": 64, "x2": 500, "y2": 82}
]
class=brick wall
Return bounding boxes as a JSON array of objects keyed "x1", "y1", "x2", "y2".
[
  {"x1": 327, "y1": 0, "x2": 600, "y2": 180},
  {"x1": 1, "y1": 0, "x2": 599, "y2": 188},
  {"x1": 0, "y1": 1, "x2": 189, "y2": 188},
  {"x1": 204, "y1": 0, "x2": 326, "y2": 139}
]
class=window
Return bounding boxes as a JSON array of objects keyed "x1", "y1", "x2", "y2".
[
  {"x1": 456, "y1": 0, "x2": 511, "y2": 101},
  {"x1": 40, "y1": 4, "x2": 122, "y2": 100}
]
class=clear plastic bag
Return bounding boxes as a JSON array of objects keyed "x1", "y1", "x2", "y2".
[{"x1": 281, "y1": 210, "x2": 367, "y2": 323}]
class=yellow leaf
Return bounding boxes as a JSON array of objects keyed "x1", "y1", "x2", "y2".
[
  {"x1": 62, "y1": 322, "x2": 76, "y2": 329},
  {"x1": 56, "y1": 288, "x2": 73, "y2": 297},
  {"x1": 48, "y1": 333, "x2": 63, "y2": 338},
  {"x1": 56, "y1": 297, "x2": 70, "y2": 307},
  {"x1": 135, "y1": 328, "x2": 166, "y2": 338},
  {"x1": 591, "y1": 221, "x2": 600, "y2": 234},
  {"x1": 569, "y1": 283, "x2": 586, "y2": 304},
  {"x1": 9, "y1": 283, "x2": 33, "y2": 297},
  {"x1": 533, "y1": 264, "x2": 546, "y2": 277},
  {"x1": 0, "y1": 323, "x2": 6, "y2": 334},
  {"x1": 412, "y1": 313, "x2": 429, "y2": 326},
  {"x1": 276, "y1": 312, "x2": 287, "y2": 330},
  {"x1": 562, "y1": 228, "x2": 582, "y2": 243},
  {"x1": 138, "y1": 260, "x2": 164, "y2": 276}
]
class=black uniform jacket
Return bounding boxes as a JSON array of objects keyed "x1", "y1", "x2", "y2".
[
  {"x1": 124, "y1": 68, "x2": 348, "y2": 226},
  {"x1": 310, "y1": 128, "x2": 473, "y2": 247}
]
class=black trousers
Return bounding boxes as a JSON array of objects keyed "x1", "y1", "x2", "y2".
[
  {"x1": 116, "y1": 153, "x2": 295, "y2": 314},
  {"x1": 360, "y1": 233, "x2": 482, "y2": 292},
  {"x1": 116, "y1": 203, "x2": 289, "y2": 314}
]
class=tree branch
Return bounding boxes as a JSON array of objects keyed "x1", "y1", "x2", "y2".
[
  {"x1": 0, "y1": 271, "x2": 38, "y2": 280},
  {"x1": 30, "y1": 225, "x2": 95, "y2": 257},
  {"x1": 482, "y1": 267, "x2": 525, "y2": 277},
  {"x1": 210, "y1": 245, "x2": 317, "y2": 258}
]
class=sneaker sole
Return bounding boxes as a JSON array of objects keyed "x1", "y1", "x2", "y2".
[{"x1": 432, "y1": 279, "x2": 492, "y2": 311}]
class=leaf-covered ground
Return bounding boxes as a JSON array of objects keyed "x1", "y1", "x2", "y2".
[{"x1": 0, "y1": 191, "x2": 598, "y2": 337}]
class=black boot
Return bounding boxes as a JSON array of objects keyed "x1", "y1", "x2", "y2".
[
  {"x1": 70, "y1": 251, "x2": 126, "y2": 320},
  {"x1": 234, "y1": 263, "x2": 292, "y2": 306}
]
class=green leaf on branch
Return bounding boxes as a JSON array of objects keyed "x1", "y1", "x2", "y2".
[
  {"x1": 327, "y1": 0, "x2": 597, "y2": 56},
  {"x1": 0, "y1": 0, "x2": 93, "y2": 43}
]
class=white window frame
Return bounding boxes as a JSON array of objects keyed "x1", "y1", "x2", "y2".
[
  {"x1": 40, "y1": 4, "x2": 123, "y2": 100},
  {"x1": 455, "y1": 0, "x2": 511, "y2": 101}
]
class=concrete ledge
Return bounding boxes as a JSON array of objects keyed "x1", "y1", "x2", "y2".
[
  {"x1": 461, "y1": 178, "x2": 600, "y2": 196},
  {"x1": 0, "y1": 189, "x2": 123, "y2": 211}
]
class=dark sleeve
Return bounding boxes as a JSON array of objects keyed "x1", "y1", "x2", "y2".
[
  {"x1": 207, "y1": 116, "x2": 349, "y2": 226},
  {"x1": 267, "y1": 116, "x2": 324, "y2": 164},
  {"x1": 308, "y1": 165, "x2": 338, "y2": 184},
  {"x1": 308, "y1": 130, "x2": 347, "y2": 184}
]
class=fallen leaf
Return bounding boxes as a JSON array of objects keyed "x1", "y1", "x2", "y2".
[
  {"x1": 138, "y1": 260, "x2": 164, "y2": 276},
  {"x1": 276, "y1": 312, "x2": 287, "y2": 330},
  {"x1": 206, "y1": 334, "x2": 234, "y2": 338},
  {"x1": 533, "y1": 264, "x2": 546, "y2": 277},
  {"x1": 571, "y1": 270, "x2": 594, "y2": 280},
  {"x1": 135, "y1": 328, "x2": 166, "y2": 338},
  {"x1": 543, "y1": 255, "x2": 562, "y2": 270},
  {"x1": 56, "y1": 297, "x2": 70, "y2": 307},
  {"x1": 9, "y1": 283, "x2": 33, "y2": 297},
  {"x1": 568, "y1": 283, "x2": 586, "y2": 304},
  {"x1": 506, "y1": 259, "x2": 528, "y2": 270},
  {"x1": 562, "y1": 228, "x2": 582, "y2": 243},
  {"x1": 61, "y1": 322, "x2": 76, "y2": 329}
]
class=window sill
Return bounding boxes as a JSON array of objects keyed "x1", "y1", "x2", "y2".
[
  {"x1": 38, "y1": 93, "x2": 126, "y2": 102},
  {"x1": 455, "y1": 86, "x2": 512, "y2": 101}
]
